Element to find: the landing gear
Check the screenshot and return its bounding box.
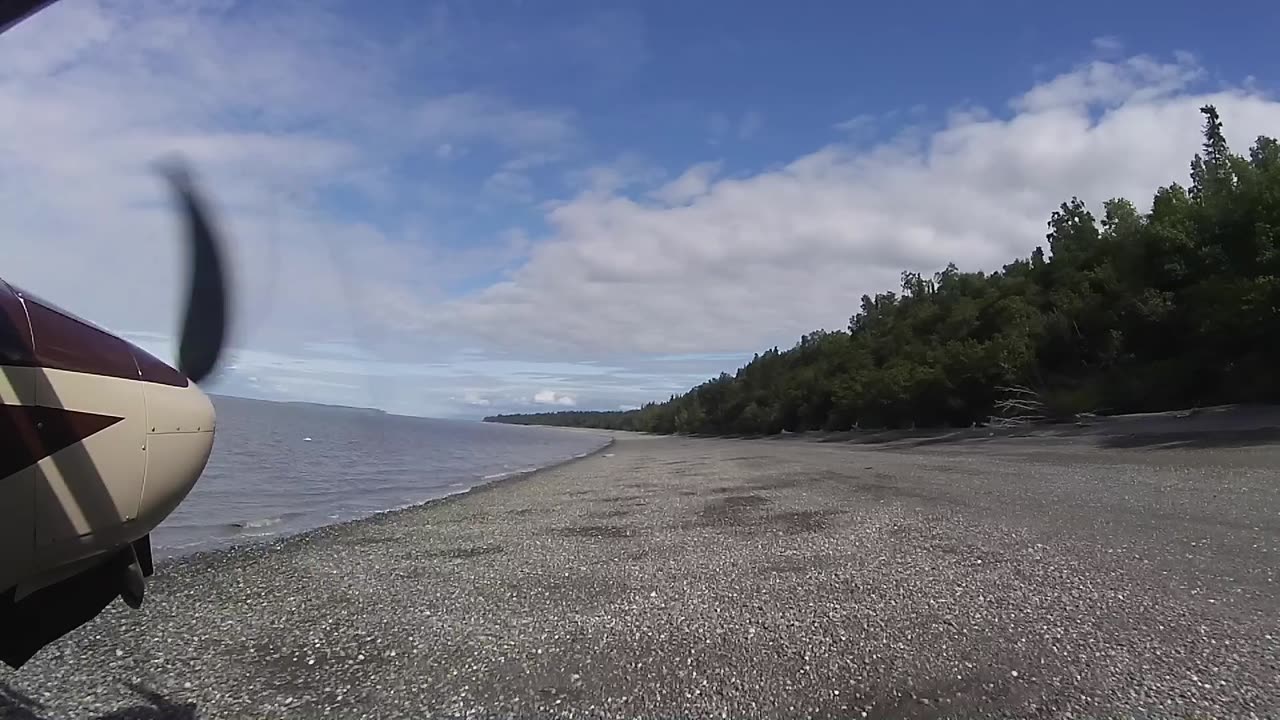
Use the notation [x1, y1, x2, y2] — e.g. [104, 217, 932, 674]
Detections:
[0, 535, 155, 669]
[116, 541, 148, 609]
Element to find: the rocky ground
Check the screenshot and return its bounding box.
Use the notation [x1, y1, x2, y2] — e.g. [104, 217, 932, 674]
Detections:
[1, 430, 1277, 719]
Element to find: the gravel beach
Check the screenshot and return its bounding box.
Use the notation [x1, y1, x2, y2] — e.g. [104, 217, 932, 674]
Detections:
[1, 429, 1278, 719]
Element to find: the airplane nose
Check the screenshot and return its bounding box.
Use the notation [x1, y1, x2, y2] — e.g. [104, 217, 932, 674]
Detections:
[137, 381, 216, 532]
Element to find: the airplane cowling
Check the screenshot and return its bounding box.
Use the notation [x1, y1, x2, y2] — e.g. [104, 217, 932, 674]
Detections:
[138, 378, 216, 534]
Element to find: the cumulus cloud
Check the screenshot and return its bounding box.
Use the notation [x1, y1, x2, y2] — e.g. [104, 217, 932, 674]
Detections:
[1012, 52, 1203, 112]
[434, 54, 1280, 360]
[649, 162, 720, 205]
[461, 391, 492, 407]
[533, 390, 577, 407]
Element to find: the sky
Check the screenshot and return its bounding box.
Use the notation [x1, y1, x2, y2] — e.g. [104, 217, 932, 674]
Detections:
[3, 0, 1280, 419]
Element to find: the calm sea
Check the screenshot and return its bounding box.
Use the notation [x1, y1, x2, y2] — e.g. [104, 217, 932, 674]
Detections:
[151, 395, 610, 558]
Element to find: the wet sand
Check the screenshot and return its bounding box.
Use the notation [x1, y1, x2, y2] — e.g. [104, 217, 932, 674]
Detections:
[1, 431, 1278, 719]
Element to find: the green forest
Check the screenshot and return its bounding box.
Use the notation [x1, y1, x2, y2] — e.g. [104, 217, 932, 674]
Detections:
[486, 107, 1280, 435]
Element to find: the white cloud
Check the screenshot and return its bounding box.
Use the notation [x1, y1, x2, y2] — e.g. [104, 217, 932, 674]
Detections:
[416, 92, 577, 150]
[484, 169, 536, 202]
[433, 54, 1280, 360]
[533, 389, 577, 407]
[1012, 53, 1203, 112]
[484, 152, 566, 202]
[834, 113, 876, 133]
[567, 152, 666, 195]
[708, 110, 764, 144]
[707, 112, 730, 144]
[461, 391, 492, 407]
[649, 161, 720, 205]
[1092, 35, 1124, 54]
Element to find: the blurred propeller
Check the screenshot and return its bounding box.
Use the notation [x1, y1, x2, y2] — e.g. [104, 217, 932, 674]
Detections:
[0, 0, 59, 35]
[6, 1, 231, 383]
[160, 163, 229, 384]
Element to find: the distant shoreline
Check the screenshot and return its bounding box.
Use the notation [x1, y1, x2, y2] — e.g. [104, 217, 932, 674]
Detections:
[491, 402, 1280, 448]
[753, 403, 1280, 448]
[211, 394, 389, 415]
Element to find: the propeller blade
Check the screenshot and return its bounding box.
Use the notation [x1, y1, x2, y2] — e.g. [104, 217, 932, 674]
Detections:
[0, 0, 61, 35]
[160, 163, 229, 384]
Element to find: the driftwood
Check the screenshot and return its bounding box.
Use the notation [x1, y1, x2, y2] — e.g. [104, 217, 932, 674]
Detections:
[989, 385, 1047, 427]
[989, 385, 1103, 427]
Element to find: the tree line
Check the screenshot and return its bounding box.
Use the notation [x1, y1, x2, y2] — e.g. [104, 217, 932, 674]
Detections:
[487, 107, 1280, 435]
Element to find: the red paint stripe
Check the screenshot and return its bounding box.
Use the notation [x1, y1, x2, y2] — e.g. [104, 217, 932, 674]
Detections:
[0, 280, 187, 388]
[0, 405, 124, 480]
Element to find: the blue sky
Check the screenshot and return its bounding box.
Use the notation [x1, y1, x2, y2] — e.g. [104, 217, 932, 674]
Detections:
[3, 0, 1280, 418]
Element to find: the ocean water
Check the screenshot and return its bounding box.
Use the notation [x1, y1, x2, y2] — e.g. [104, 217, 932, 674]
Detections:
[151, 395, 610, 558]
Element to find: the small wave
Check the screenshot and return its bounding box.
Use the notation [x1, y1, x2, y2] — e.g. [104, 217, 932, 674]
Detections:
[482, 466, 539, 481]
[154, 538, 206, 552]
[229, 517, 284, 530]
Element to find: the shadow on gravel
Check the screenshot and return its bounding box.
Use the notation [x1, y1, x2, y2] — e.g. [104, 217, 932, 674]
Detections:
[694, 494, 840, 534]
[556, 524, 637, 539]
[835, 670, 1040, 720]
[1099, 426, 1280, 449]
[696, 493, 771, 527]
[424, 545, 506, 560]
[600, 494, 646, 504]
[767, 509, 833, 534]
[841, 480, 965, 509]
[0, 682, 197, 720]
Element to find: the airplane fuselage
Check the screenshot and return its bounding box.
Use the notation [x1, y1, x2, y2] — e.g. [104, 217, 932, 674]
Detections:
[0, 277, 215, 667]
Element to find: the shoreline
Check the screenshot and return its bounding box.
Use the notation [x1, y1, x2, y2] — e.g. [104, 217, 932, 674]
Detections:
[604, 402, 1280, 449]
[153, 397, 1269, 570]
[4, 432, 1274, 718]
[155, 434, 616, 572]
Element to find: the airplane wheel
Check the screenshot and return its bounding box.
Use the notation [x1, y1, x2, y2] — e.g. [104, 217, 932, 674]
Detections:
[116, 546, 146, 609]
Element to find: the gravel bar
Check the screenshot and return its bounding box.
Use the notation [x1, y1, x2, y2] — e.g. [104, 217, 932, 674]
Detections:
[2, 432, 1278, 719]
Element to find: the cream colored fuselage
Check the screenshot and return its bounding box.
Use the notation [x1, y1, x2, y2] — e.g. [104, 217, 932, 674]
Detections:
[0, 365, 215, 597]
